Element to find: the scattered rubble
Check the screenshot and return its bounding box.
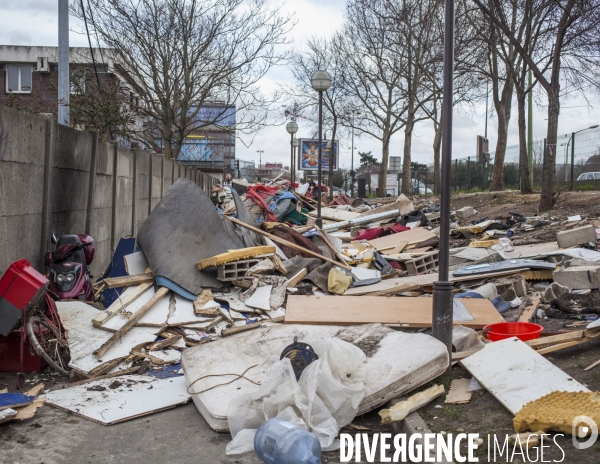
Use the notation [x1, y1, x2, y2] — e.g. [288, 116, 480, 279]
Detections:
[2, 178, 600, 459]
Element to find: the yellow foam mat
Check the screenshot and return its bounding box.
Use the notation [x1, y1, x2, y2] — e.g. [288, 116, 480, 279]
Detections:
[513, 391, 600, 435]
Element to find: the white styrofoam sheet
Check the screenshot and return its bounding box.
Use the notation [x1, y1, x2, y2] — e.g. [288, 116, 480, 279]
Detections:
[181, 323, 448, 432]
[244, 285, 272, 311]
[57, 301, 158, 374]
[461, 337, 589, 415]
[102, 287, 170, 330]
[124, 251, 150, 275]
[45, 375, 190, 425]
[167, 295, 212, 325]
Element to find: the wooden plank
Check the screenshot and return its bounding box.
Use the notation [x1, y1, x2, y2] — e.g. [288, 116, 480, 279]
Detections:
[67, 366, 141, 388]
[94, 287, 169, 358]
[517, 296, 540, 322]
[228, 217, 352, 271]
[367, 228, 436, 250]
[104, 273, 154, 289]
[317, 227, 350, 267]
[536, 339, 590, 355]
[287, 268, 308, 288]
[195, 246, 276, 271]
[584, 359, 600, 371]
[526, 330, 584, 348]
[93, 282, 154, 327]
[284, 295, 503, 329]
[221, 322, 262, 337]
[461, 337, 589, 415]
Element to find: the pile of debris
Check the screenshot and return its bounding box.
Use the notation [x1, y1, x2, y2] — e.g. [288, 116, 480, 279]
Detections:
[2, 176, 600, 460]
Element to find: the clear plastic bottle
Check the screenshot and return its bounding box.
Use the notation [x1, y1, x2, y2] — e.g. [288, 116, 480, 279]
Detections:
[254, 418, 322, 464]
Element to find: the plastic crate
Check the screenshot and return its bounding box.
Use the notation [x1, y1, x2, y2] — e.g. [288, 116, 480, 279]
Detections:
[0, 330, 47, 373]
[0, 259, 49, 336]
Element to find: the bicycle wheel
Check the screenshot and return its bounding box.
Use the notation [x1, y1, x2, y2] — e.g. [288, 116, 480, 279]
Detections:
[26, 315, 71, 375]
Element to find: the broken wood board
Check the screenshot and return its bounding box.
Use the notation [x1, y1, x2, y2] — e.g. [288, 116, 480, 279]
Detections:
[379, 384, 445, 424]
[445, 378, 472, 404]
[344, 269, 533, 296]
[284, 295, 503, 329]
[101, 286, 170, 331]
[45, 375, 190, 425]
[124, 251, 150, 275]
[358, 194, 413, 217]
[367, 228, 436, 250]
[461, 337, 589, 415]
[103, 273, 154, 288]
[181, 323, 447, 432]
[57, 301, 158, 375]
[287, 268, 308, 288]
[195, 246, 276, 271]
[14, 397, 46, 421]
[229, 217, 351, 271]
[94, 287, 170, 358]
[308, 207, 361, 222]
[517, 296, 540, 322]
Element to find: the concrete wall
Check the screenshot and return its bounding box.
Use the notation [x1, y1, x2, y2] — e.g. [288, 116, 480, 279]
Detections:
[0, 105, 220, 278]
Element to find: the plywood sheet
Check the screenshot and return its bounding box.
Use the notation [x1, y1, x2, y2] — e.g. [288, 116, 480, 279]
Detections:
[461, 337, 589, 415]
[284, 295, 503, 328]
[57, 301, 158, 375]
[308, 207, 361, 221]
[45, 375, 190, 425]
[367, 228, 436, 249]
[181, 323, 447, 432]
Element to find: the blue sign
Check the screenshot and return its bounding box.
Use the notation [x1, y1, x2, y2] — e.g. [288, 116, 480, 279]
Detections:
[299, 139, 338, 171]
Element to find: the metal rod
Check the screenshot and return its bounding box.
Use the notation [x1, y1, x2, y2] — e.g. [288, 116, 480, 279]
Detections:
[317, 91, 323, 228]
[432, 0, 455, 375]
[290, 133, 294, 189]
[321, 209, 401, 232]
[58, 0, 70, 125]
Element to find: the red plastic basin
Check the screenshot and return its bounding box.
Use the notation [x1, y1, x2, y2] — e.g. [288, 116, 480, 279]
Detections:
[484, 322, 544, 342]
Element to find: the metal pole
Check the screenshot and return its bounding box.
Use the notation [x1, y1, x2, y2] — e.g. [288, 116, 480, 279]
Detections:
[485, 80, 489, 139]
[316, 91, 323, 228]
[292, 144, 296, 188]
[58, 0, 69, 125]
[290, 133, 294, 188]
[467, 156, 470, 192]
[351, 113, 355, 198]
[433, 0, 455, 375]
[528, 69, 533, 186]
[454, 159, 458, 191]
[570, 132, 575, 191]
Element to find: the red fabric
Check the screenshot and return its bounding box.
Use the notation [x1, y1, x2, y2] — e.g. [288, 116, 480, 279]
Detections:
[246, 185, 279, 222]
[354, 224, 410, 241]
[329, 194, 353, 206]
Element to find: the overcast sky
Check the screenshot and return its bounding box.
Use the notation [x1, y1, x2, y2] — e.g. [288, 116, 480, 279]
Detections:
[1, 0, 599, 170]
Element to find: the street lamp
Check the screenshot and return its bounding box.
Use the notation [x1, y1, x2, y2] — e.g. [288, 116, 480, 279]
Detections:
[286, 121, 298, 190]
[432, 0, 456, 376]
[477, 74, 489, 139]
[311, 70, 332, 228]
[256, 150, 264, 182]
[346, 109, 361, 197]
[569, 125, 599, 190]
[292, 137, 299, 188]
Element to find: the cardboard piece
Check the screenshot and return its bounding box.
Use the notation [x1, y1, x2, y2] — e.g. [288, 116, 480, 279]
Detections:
[445, 378, 472, 404]
[284, 295, 503, 329]
[368, 228, 436, 250]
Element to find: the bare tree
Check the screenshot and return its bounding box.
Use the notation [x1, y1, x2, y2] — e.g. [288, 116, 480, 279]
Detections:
[283, 37, 349, 194]
[74, 0, 293, 159]
[472, 0, 600, 210]
[337, 0, 411, 196]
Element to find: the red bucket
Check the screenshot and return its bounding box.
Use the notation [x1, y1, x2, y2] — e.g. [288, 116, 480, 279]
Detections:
[484, 322, 544, 342]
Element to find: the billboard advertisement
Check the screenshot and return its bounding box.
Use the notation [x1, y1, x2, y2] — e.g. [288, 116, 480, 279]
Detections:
[298, 139, 339, 171]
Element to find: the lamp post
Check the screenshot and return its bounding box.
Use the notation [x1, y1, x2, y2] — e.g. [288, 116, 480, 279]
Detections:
[477, 75, 489, 139]
[346, 109, 361, 197]
[569, 125, 599, 190]
[286, 121, 299, 189]
[432, 0, 456, 375]
[292, 137, 299, 188]
[256, 150, 264, 182]
[311, 70, 332, 228]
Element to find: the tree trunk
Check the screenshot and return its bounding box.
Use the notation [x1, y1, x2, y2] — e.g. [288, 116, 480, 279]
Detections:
[490, 81, 513, 191]
[516, 85, 531, 193]
[539, 85, 560, 211]
[378, 128, 390, 197]
[401, 112, 415, 196]
[433, 120, 442, 195]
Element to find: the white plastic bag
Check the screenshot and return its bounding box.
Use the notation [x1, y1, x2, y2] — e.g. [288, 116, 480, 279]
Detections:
[226, 338, 367, 454]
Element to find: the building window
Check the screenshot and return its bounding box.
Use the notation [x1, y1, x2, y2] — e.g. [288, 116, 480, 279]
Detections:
[6, 65, 33, 93]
